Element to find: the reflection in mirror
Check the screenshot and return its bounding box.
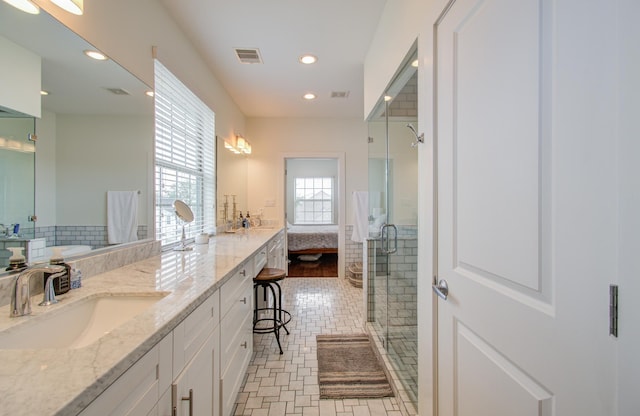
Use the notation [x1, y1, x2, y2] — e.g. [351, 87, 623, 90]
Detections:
[0, 117, 35, 241]
[0, 2, 154, 270]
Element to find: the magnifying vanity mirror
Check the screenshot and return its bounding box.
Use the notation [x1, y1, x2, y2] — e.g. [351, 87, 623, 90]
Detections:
[0, 2, 154, 271]
[173, 200, 194, 251]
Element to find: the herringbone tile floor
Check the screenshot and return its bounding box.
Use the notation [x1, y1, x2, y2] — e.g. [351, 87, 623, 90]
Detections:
[234, 277, 403, 416]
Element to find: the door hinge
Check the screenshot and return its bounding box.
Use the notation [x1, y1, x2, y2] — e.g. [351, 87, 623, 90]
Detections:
[609, 284, 618, 337]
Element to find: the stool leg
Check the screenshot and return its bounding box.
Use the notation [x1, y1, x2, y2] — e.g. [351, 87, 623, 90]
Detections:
[273, 281, 289, 335]
[267, 283, 283, 354]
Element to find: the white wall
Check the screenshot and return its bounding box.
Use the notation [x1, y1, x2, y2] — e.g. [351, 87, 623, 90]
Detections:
[246, 117, 368, 225]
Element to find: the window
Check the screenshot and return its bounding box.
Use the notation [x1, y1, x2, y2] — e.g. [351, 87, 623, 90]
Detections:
[294, 177, 334, 224]
[154, 60, 215, 246]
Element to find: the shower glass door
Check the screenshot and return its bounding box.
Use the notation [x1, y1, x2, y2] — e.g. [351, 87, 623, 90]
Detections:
[366, 46, 418, 409]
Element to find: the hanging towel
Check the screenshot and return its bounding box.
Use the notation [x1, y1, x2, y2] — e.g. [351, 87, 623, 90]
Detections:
[351, 191, 369, 243]
[107, 191, 139, 244]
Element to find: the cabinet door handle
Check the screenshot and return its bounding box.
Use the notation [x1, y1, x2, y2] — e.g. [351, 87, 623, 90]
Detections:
[182, 388, 193, 416]
[241, 341, 248, 349]
[240, 297, 247, 304]
[240, 269, 246, 277]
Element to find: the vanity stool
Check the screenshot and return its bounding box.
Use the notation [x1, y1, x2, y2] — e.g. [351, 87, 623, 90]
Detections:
[253, 267, 291, 354]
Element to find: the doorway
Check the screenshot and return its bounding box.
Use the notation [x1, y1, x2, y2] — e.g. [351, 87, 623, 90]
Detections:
[284, 156, 343, 277]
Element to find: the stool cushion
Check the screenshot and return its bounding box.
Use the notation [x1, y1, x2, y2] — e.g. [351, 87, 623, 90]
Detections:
[255, 267, 286, 282]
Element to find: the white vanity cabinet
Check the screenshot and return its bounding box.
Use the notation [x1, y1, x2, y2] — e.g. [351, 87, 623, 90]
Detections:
[76, 231, 285, 416]
[267, 230, 286, 270]
[219, 260, 254, 416]
[168, 291, 221, 416]
[79, 333, 173, 416]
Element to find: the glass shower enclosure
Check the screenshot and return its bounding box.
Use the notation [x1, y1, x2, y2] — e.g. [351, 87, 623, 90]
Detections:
[366, 46, 419, 410]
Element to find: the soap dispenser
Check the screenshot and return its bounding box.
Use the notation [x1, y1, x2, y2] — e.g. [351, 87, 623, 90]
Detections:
[5, 247, 27, 271]
[44, 248, 71, 295]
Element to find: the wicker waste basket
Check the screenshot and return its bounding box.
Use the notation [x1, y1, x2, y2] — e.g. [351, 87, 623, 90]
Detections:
[348, 262, 363, 288]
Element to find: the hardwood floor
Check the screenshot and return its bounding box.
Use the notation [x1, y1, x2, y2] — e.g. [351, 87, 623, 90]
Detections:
[287, 253, 338, 277]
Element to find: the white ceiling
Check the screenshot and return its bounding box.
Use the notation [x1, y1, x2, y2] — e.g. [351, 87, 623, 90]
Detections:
[158, 0, 388, 119]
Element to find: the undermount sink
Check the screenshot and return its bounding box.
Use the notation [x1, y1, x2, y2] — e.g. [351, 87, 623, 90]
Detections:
[0, 293, 168, 350]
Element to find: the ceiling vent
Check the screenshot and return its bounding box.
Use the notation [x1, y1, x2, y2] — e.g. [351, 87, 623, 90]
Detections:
[331, 91, 350, 99]
[104, 87, 130, 96]
[234, 48, 263, 64]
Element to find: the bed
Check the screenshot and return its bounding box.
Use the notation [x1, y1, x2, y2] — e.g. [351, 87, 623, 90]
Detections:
[287, 224, 339, 255]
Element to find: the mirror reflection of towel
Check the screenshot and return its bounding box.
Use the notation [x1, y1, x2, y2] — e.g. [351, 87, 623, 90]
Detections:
[107, 191, 138, 244]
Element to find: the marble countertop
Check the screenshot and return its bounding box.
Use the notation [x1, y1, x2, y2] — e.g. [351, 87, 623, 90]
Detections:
[0, 228, 281, 416]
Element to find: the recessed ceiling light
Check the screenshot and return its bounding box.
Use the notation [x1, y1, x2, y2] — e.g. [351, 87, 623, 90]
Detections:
[40, 90, 49, 96]
[303, 93, 316, 100]
[84, 50, 108, 61]
[2, 0, 40, 14]
[384, 95, 393, 102]
[411, 59, 419, 68]
[145, 90, 155, 97]
[299, 54, 318, 65]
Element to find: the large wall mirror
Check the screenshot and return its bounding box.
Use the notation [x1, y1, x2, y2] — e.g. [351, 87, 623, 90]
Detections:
[0, 2, 154, 269]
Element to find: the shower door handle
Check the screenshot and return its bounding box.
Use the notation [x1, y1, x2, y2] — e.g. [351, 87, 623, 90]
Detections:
[381, 224, 398, 254]
[432, 278, 449, 301]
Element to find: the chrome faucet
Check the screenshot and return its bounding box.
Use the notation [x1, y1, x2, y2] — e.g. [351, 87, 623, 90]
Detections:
[10, 265, 66, 317]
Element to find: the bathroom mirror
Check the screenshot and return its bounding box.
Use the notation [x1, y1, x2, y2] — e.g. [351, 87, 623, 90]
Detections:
[0, 3, 154, 265]
[173, 200, 194, 251]
[174, 200, 195, 223]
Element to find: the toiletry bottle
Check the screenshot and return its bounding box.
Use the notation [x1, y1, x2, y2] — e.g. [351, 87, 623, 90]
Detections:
[70, 268, 82, 289]
[239, 212, 244, 228]
[245, 211, 251, 228]
[5, 247, 27, 271]
[44, 248, 71, 295]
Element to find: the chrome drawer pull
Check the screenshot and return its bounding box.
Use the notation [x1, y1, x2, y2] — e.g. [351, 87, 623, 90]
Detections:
[241, 341, 248, 349]
[182, 388, 193, 416]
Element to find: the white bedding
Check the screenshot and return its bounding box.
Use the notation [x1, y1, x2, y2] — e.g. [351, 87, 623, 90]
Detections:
[287, 224, 338, 252]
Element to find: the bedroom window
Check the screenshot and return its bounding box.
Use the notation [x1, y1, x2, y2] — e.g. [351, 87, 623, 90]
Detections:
[294, 177, 333, 224]
[154, 59, 216, 247]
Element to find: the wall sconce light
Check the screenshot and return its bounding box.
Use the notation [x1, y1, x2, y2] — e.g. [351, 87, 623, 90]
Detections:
[51, 0, 83, 15]
[2, 0, 40, 14]
[225, 135, 251, 155]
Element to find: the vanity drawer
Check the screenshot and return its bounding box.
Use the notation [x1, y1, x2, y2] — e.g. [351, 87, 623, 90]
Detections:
[173, 291, 220, 377]
[220, 282, 253, 367]
[254, 245, 268, 274]
[220, 261, 252, 317]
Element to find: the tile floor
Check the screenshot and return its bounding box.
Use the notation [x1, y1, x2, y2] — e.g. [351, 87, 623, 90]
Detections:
[235, 277, 403, 416]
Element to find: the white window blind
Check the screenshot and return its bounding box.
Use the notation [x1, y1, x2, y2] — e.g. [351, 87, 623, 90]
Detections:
[294, 177, 334, 224]
[154, 60, 215, 247]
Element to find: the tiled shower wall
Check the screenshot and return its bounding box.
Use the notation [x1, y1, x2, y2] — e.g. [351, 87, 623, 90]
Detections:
[35, 225, 148, 249]
[366, 232, 418, 327]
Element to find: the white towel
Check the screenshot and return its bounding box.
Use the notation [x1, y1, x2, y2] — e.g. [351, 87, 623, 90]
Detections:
[107, 191, 139, 244]
[351, 191, 369, 243]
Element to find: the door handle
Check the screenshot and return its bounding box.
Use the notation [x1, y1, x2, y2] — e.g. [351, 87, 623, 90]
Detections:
[381, 224, 398, 254]
[432, 279, 449, 300]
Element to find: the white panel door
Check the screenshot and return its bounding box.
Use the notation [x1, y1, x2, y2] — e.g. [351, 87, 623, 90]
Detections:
[435, 0, 618, 415]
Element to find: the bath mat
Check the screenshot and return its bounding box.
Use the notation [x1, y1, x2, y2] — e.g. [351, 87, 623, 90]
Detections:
[316, 334, 394, 399]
